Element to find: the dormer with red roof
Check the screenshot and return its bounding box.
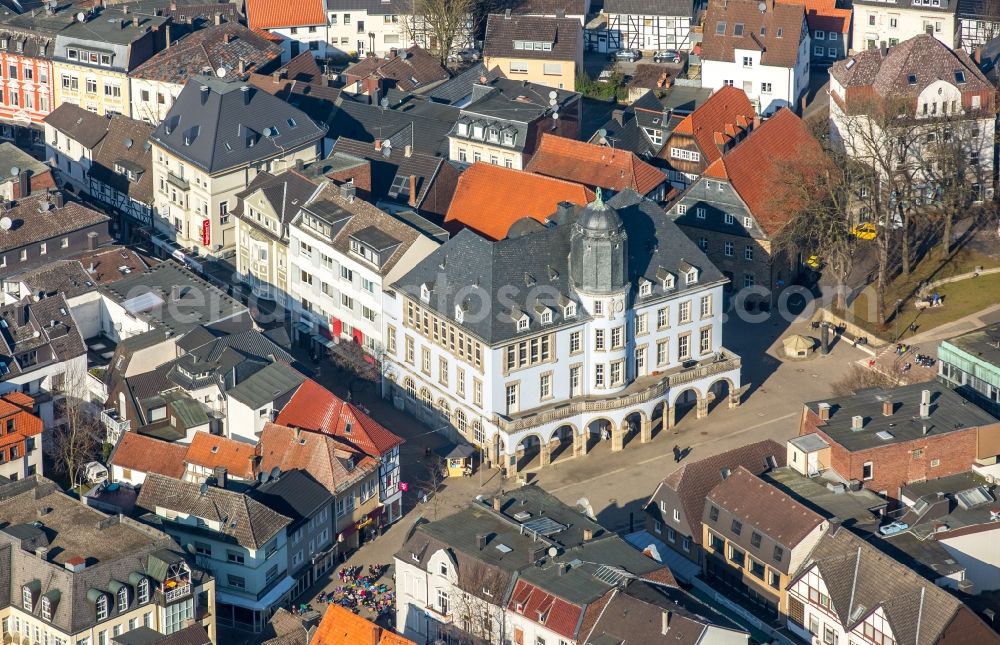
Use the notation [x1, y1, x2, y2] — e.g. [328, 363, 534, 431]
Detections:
[0, 392, 43, 482]
[662, 86, 757, 189]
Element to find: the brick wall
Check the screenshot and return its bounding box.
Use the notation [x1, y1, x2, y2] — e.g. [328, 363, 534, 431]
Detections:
[326, 160, 372, 200]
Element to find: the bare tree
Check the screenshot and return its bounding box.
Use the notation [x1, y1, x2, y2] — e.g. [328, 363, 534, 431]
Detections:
[400, 0, 474, 65]
[47, 364, 104, 494]
[416, 453, 446, 520]
[831, 363, 901, 397]
[325, 341, 386, 400]
[448, 560, 513, 645]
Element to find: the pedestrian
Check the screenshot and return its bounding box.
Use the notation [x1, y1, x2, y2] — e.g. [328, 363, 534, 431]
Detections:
[601, 428, 609, 442]
[673, 445, 681, 463]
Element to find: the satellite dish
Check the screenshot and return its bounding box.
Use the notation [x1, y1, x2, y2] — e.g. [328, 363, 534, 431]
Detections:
[75, 10, 85, 21]
[757, 0, 767, 10]
[0, 217, 11, 231]
[551, 113, 559, 120]
[216, 66, 226, 78]
[9, 166, 18, 177]
[549, 97, 557, 107]
[198, 481, 209, 496]
[597, 128, 608, 138]
[379, 97, 389, 108]
[547, 546, 558, 558]
[548, 90, 557, 99]
[124, 138, 133, 149]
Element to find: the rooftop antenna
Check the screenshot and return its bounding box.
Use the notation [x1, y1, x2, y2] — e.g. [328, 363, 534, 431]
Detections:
[377, 96, 389, 143]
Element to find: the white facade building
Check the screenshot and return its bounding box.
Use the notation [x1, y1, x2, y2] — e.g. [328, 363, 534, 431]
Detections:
[851, 0, 958, 50]
[325, 0, 475, 58]
[592, 0, 702, 52]
[287, 183, 440, 358]
[384, 191, 741, 475]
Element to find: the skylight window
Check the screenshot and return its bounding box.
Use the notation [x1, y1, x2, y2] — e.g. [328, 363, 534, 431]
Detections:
[907, 74, 917, 85]
[954, 70, 966, 83]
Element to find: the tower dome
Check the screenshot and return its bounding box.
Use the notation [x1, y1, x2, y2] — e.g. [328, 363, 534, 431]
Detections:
[569, 189, 628, 294]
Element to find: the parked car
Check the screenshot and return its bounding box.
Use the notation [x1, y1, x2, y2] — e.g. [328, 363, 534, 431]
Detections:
[612, 49, 641, 62]
[653, 50, 680, 63]
[447, 49, 480, 63]
[851, 222, 878, 240]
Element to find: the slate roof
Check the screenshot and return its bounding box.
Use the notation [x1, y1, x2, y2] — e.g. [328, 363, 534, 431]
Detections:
[401, 190, 724, 345]
[705, 466, 825, 550]
[233, 169, 321, 242]
[0, 25, 53, 59]
[256, 422, 380, 495]
[109, 432, 189, 479]
[670, 86, 756, 166]
[444, 162, 594, 240]
[525, 134, 666, 194]
[275, 379, 403, 456]
[331, 98, 460, 157]
[330, 138, 448, 210]
[647, 439, 785, 546]
[343, 46, 450, 93]
[0, 193, 110, 253]
[292, 182, 430, 277]
[605, 0, 696, 17]
[226, 361, 305, 410]
[424, 63, 506, 105]
[701, 0, 806, 68]
[831, 34, 991, 99]
[0, 294, 86, 382]
[185, 432, 257, 479]
[10, 261, 97, 300]
[802, 382, 998, 452]
[790, 526, 977, 645]
[699, 108, 824, 236]
[250, 470, 333, 531]
[503, 0, 589, 14]
[246, 0, 326, 28]
[136, 473, 291, 549]
[484, 14, 581, 61]
[43, 103, 110, 149]
[149, 77, 326, 175]
[89, 115, 156, 207]
[129, 22, 281, 83]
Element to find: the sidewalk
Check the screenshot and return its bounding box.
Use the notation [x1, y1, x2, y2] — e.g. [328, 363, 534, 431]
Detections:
[904, 302, 1000, 345]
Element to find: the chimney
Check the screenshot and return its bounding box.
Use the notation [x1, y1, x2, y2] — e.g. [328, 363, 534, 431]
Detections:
[132, 16, 139, 28]
[404, 144, 412, 158]
[53, 192, 64, 208]
[374, 139, 382, 151]
[213, 466, 228, 488]
[295, 158, 304, 171]
[662, 610, 672, 635]
[339, 182, 356, 202]
[200, 84, 210, 105]
[493, 497, 501, 512]
[851, 415, 864, 431]
[87, 231, 98, 250]
[920, 390, 931, 418]
[882, 400, 894, 416]
[818, 402, 831, 421]
[504, 8, 511, 18]
[612, 109, 624, 125]
[224, 32, 234, 44]
[171, 284, 181, 301]
[16, 170, 29, 198]
[922, 424, 930, 435]
[215, 11, 222, 25]
[583, 528, 593, 541]
[408, 174, 417, 207]
[122, 5, 128, 13]
[476, 534, 487, 550]
[64, 556, 86, 573]
[34, 546, 49, 560]
[240, 85, 251, 105]
[18, 304, 29, 326]
[238, 58, 248, 75]
[164, 23, 171, 47]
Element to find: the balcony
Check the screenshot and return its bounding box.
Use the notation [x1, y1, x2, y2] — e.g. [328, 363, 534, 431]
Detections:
[165, 583, 191, 603]
[166, 171, 190, 191]
[100, 408, 130, 444]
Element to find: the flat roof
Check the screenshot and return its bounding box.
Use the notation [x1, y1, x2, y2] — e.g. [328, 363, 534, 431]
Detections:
[805, 382, 999, 452]
[789, 433, 829, 452]
[942, 322, 1000, 370]
[764, 468, 886, 527]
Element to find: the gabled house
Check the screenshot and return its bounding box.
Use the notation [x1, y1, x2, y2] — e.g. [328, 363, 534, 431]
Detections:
[702, 466, 828, 620]
[342, 46, 450, 97]
[483, 13, 583, 91]
[245, 0, 329, 62]
[88, 115, 156, 239]
[109, 431, 189, 486]
[587, 88, 712, 161]
[43, 102, 111, 195]
[700, 0, 811, 115]
[640, 439, 785, 581]
[525, 133, 669, 201]
[667, 108, 826, 308]
[443, 162, 594, 240]
[776, 0, 852, 64]
[0, 391, 43, 481]
[594, 0, 704, 53]
[786, 525, 998, 644]
[661, 85, 756, 189]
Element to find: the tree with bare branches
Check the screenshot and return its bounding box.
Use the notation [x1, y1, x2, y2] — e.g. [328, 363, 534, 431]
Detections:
[47, 364, 104, 495]
[831, 363, 901, 396]
[447, 560, 512, 645]
[400, 0, 474, 66]
[325, 340, 385, 400]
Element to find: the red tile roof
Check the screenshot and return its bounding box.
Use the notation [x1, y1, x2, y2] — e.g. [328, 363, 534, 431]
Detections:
[702, 108, 825, 236]
[109, 432, 188, 479]
[509, 580, 583, 640]
[311, 603, 418, 645]
[0, 393, 42, 449]
[525, 134, 667, 195]
[670, 86, 755, 166]
[185, 432, 257, 479]
[275, 380, 403, 456]
[776, 0, 852, 33]
[245, 0, 326, 29]
[257, 423, 379, 495]
[444, 163, 594, 241]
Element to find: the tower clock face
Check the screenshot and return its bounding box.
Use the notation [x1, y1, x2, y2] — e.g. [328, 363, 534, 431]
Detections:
[614, 300, 624, 313]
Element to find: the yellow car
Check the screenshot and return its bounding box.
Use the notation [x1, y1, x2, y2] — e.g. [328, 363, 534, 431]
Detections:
[851, 222, 877, 240]
[805, 255, 822, 270]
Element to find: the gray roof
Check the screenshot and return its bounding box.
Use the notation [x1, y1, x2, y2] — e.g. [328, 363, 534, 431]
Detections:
[425, 63, 505, 105]
[483, 14, 581, 61]
[393, 189, 724, 345]
[605, 0, 696, 17]
[763, 467, 887, 526]
[0, 142, 49, 184]
[250, 470, 332, 531]
[89, 115, 156, 207]
[227, 361, 305, 409]
[0, 294, 86, 383]
[330, 137, 446, 209]
[941, 322, 1000, 370]
[805, 382, 999, 452]
[150, 77, 326, 175]
[234, 169, 322, 242]
[43, 103, 110, 149]
[137, 473, 292, 549]
[102, 261, 248, 337]
[10, 260, 97, 300]
[331, 98, 459, 157]
[324, 0, 411, 14]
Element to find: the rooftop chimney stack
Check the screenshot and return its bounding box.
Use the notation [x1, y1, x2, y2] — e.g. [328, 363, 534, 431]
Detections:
[920, 390, 931, 418]
[493, 497, 501, 512]
[53, 192, 63, 209]
[818, 402, 831, 421]
[583, 528, 593, 541]
[662, 610, 672, 635]
[882, 400, 893, 416]
[851, 415, 864, 431]
[476, 534, 486, 550]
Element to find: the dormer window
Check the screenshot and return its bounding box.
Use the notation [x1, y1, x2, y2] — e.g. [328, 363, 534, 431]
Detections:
[420, 283, 431, 303]
[22, 585, 33, 610]
[516, 314, 529, 331]
[503, 131, 514, 145]
[540, 310, 552, 324]
[117, 586, 129, 612]
[96, 594, 108, 621]
[488, 127, 500, 142]
[639, 280, 652, 297]
[685, 269, 698, 285]
[662, 274, 675, 289]
[41, 596, 52, 620]
[455, 304, 464, 323]
[458, 122, 468, 136]
[137, 578, 150, 604]
[563, 302, 576, 318]
[472, 125, 484, 139]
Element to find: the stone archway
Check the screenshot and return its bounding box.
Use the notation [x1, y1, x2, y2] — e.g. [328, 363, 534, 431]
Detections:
[514, 434, 546, 472]
[670, 386, 702, 428]
[707, 377, 740, 413]
[581, 417, 615, 456]
[548, 424, 576, 464]
[650, 401, 667, 442]
[617, 411, 647, 451]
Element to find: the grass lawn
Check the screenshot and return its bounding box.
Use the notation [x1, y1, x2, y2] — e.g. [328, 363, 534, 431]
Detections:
[834, 246, 1000, 341]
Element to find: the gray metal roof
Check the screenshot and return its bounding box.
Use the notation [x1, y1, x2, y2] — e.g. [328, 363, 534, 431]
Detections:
[425, 63, 505, 105]
[149, 77, 326, 175]
[250, 470, 332, 531]
[393, 189, 725, 345]
[942, 322, 1000, 370]
[227, 361, 305, 409]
